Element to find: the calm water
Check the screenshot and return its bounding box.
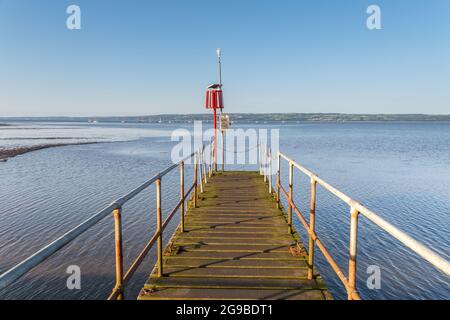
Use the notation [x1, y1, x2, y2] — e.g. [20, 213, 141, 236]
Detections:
[0, 122, 449, 300]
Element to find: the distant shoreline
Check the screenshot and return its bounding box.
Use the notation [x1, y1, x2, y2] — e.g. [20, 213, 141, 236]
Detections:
[1, 113, 450, 123]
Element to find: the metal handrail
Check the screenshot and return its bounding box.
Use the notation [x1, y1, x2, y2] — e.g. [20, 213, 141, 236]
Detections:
[0, 143, 215, 300]
[260, 148, 450, 300]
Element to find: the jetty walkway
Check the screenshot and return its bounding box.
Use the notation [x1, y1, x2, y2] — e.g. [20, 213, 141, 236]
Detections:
[138, 171, 331, 300]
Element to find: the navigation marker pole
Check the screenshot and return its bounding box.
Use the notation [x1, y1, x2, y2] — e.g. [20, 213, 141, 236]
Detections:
[214, 48, 222, 173]
[205, 49, 224, 174]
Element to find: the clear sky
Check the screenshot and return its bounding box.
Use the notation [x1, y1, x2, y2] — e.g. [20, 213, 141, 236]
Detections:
[0, 0, 449, 116]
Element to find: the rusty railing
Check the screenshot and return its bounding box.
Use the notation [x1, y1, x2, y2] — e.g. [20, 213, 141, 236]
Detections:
[259, 145, 450, 300]
[0, 144, 214, 300]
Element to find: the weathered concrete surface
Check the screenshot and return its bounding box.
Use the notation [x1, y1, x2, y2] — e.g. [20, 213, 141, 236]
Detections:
[139, 171, 331, 300]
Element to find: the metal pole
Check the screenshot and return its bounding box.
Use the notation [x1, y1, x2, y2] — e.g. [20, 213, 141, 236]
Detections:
[268, 148, 272, 194]
[199, 149, 204, 194]
[202, 145, 207, 184]
[193, 153, 198, 208]
[217, 48, 222, 87]
[180, 161, 185, 233]
[258, 144, 261, 175]
[209, 141, 213, 178]
[348, 206, 359, 299]
[260, 144, 262, 176]
[214, 108, 217, 173]
[113, 207, 124, 300]
[264, 147, 267, 182]
[308, 178, 317, 279]
[288, 162, 294, 234]
[222, 130, 225, 172]
[276, 152, 281, 209]
[156, 178, 163, 277]
[216, 48, 222, 174]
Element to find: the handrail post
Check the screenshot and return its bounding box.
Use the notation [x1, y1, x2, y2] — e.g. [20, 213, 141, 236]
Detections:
[258, 144, 262, 175]
[180, 161, 185, 233]
[276, 152, 281, 209]
[308, 178, 317, 279]
[288, 162, 294, 234]
[199, 149, 204, 194]
[113, 207, 124, 300]
[261, 144, 264, 178]
[348, 206, 359, 299]
[268, 148, 272, 194]
[222, 130, 225, 172]
[202, 145, 207, 185]
[260, 143, 265, 176]
[193, 153, 198, 208]
[214, 131, 217, 175]
[264, 147, 267, 182]
[209, 141, 213, 178]
[156, 178, 163, 277]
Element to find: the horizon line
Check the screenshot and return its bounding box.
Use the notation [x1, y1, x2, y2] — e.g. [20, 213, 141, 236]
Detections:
[1, 112, 450, 119]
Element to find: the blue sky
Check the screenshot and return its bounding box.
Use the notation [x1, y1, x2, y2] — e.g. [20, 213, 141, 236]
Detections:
[0, 0, 449, 116]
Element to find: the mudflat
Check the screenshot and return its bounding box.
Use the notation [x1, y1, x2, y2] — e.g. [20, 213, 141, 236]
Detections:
[0, 142, 97, 161]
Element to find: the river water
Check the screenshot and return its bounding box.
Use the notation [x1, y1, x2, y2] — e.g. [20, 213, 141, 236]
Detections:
[0, 121, 449, 300]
